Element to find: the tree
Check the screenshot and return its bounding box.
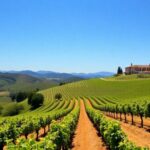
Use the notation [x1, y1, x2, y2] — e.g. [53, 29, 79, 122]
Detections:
[127, 104, 136, 125]
[118, 105, 123, 121]
[117, 66, 123, 75]
[0, 105, 3, 115]
[136, 104, 145, 128]
[27, 92, 35, 105]
[16, 92, 27, 102]
[115, 105, 119, 119]
[28, 93, 44, 109]
[145, 103, 150, 117]
[7, 123, 19, 143]
[46, 115, 51, 131]
[34, 121, 41, 141]
[22, 122, 34, 139]
[39, 117, 47, 136]
[122, 105, 127, 123]
[2, 104, 24, 116]
[59, 82, 66, 86]
[55, 93, 62, 101]
[9, 93, 16, 102]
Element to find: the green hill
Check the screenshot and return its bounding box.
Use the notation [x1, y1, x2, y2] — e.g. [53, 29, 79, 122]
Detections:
[2, 76, 150, 112]
[18, 77, 150, 113]
[0, 73, 58, 92]
[106, 74, 150, 81]
[40, 78, 150, 104]
[0, 73, 59, 105]
[1, 76, 150, 149]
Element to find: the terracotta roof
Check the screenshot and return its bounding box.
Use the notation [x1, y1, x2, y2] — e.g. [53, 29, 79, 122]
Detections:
[126, 65, 150, 68]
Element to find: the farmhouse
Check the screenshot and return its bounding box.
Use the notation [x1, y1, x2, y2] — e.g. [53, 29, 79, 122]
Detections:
[125, 64, 150, 74]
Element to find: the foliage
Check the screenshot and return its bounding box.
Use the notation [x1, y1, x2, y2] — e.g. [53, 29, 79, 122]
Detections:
[27, 92, 35, 105]
[15, 92, 28, 102]
[9, 93, 16, 102]
[0, 105, 3, 114]
[1, 77, 150, 149]
[84, 99, 145, 150]
[59, 82, 66, 86]
[2, 103, 24, 116]
[117, 66, 123, 75]
[6, 100, 79, 150]
[28, 93, 44, 109]
[145, 103, 150, 117]
[55, 93, 62, 101]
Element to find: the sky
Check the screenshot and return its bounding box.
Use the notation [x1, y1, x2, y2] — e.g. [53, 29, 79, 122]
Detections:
[0, 0, 150, 73]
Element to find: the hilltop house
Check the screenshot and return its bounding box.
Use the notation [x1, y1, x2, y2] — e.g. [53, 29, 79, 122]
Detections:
[125, 64, 150, 74]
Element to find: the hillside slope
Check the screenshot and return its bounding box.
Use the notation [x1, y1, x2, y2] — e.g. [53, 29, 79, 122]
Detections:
[37, 77, 150, 108]
[0, 73, 58, 92]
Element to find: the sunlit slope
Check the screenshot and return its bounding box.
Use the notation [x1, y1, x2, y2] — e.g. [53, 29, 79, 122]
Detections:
[40, 78, 150, 105]
[106, 74, 150, 81]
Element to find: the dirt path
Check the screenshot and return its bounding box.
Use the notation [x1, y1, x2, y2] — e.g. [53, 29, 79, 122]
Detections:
[72, 100, 107, 150]
[106, 115, 150, 148]
[107, 113, 150, 130]
[88, 100, 150, 148]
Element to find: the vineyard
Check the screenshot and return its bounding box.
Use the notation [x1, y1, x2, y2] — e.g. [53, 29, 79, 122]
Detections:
[0, 78, 150, 149]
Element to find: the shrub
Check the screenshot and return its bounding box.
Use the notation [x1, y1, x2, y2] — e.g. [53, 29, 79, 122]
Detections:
[16, 92, 28, 102]
[2, 103, 24, 116]
[59, 82, 66, 86]
[28, 93, 44, 109]
[9, 92, 28, 102]
[9, 92, 16, 102]
[27, 92, 35, 105]
[55, 93, 62, 101]
[0, 105, 3, 115]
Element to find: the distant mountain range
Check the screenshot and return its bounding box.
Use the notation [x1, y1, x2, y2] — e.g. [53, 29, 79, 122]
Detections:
[0, 71, 114, 93]
[1, 70, 114, 80]
[72, 72, 114, 79]
[0, 73, 58, 92]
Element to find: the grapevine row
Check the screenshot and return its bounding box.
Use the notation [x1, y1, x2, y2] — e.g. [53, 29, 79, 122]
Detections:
[0, 100, 75, 150]
[7, 100, 80, 150]
[84, 99, 149, 150]
[92, 99, 150, 128]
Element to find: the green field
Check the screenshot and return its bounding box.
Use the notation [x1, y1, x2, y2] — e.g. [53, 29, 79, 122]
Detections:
[106, 74, 150, 81]
[8, 77, 148, 114]
[1, 77, 150, 114]
[40, 78, 150, 104]
[1, 77, 150, 149]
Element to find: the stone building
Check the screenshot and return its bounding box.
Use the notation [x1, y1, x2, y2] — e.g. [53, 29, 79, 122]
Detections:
[125, 64, 150, 74]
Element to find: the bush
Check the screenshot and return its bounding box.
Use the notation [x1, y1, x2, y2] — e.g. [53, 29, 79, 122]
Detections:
[0, 105, 3, 115]
[55, 93, 62, 101]
[28, 93, 44, 109]
[27, 92, 35, 105]
[137, 74, 150, 78]
[2, 103, 24, 116]
[9, 93, 16, 102]
[9, 92, 28, 102]
[59, 82, 66, 86]
[16, 92, 28, 102]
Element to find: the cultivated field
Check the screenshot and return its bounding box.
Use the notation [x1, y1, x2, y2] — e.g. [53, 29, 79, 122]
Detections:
[0, 77, 150, 150]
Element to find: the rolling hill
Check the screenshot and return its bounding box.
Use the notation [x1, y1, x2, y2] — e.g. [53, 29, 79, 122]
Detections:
[1, 75, 150, 149]
[0, 73, 59, 92]
[39, 77, 150, 105]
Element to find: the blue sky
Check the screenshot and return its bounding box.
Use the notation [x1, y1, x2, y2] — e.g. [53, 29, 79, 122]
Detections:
[0, 0, 150, 73]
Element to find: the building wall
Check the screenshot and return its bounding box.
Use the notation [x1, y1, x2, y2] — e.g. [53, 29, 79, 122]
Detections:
[125, 66, 150, 74]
